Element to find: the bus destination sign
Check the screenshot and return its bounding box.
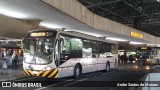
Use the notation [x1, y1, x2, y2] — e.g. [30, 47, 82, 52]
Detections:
[30, 32, 53, 37]
[141, 47, 147, 50]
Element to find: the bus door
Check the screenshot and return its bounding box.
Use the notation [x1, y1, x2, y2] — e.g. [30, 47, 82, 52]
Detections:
[54, 36, 71, 67]
[59, 36, 71, 65]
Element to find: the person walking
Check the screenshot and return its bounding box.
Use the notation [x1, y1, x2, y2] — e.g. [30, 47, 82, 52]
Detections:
[12, 51, 18, 70]
[1, 57, 8, 74]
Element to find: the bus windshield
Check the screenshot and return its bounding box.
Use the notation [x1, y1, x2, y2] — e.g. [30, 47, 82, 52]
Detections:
[23, 37, 55, 64]
[136, 50, 150, 56]
[136, 49, 151, 59]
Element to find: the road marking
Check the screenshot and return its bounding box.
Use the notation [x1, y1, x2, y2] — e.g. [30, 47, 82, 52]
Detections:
[35, 79, 74, 90]
[83, 72, 103, 77]
[15, 76, 40, 81]
[116, 67, 151, 72]
[101, 71, 115, 75]
[50, 79, 74, 86]
[63, 78, 88, 86]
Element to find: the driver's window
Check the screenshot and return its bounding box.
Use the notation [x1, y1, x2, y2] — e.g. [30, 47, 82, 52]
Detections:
[59, 35, 71, 64]
[60, 37, 65, 53]
[60, 35, 71, 54]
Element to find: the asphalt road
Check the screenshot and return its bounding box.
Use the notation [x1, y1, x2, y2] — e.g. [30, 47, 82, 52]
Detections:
[0, 63, 158, 90]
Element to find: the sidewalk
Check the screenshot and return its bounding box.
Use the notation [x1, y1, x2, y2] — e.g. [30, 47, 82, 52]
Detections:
[0, 67, 26, 81]
[142, 73, 160, 90]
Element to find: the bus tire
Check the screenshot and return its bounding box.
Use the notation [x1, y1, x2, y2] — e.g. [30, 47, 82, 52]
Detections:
[74, 64, 81, 79]
[105, 62, 110, 72]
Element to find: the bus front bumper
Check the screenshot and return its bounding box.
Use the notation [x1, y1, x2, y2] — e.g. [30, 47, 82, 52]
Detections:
[23, 68, 58, 78]
[135, 59, 151, 64]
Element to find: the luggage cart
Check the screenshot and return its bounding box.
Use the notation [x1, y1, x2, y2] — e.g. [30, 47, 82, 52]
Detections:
[1, 58, 8, 74]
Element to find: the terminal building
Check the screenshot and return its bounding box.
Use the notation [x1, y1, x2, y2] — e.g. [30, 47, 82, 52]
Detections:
[0, 0, 160, 90]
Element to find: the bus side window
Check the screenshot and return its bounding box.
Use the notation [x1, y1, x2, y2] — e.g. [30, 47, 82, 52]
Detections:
[83, 40, 92, 58]
[92, 41, 99, 58]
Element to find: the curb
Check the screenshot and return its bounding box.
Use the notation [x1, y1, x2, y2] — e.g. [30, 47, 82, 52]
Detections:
[128, 73, 148, 90]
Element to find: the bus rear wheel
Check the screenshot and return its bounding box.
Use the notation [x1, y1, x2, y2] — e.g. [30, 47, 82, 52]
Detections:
[105, 62, 110, 72]
[74, 64, 81, 79]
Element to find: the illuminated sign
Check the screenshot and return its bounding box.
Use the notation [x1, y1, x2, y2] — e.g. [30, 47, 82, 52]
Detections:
[131, 32, 143, 38]
[30, 32, 53, 37]
[141, 47, 147, 49]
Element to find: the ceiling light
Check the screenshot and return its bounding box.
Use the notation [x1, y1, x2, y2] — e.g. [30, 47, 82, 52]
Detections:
[64, 29, 102, 37]
[0, 8, 28, 19]
[0, 39, 21, 42]
[129, 41, 144, 45]
[147, 44, 156, 46]
[157, 45, 160, 47]
[105, 37, 128, 42]
[39, 22, 62, 29]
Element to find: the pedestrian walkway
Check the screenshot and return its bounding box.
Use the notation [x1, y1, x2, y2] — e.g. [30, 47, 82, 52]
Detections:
[0, 67, 26, 81]
[142, 73, 160, 90]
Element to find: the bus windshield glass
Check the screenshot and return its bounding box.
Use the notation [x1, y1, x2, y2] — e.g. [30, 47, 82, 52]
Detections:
[136, 49, 151, 59]
[23, 31, 56, 64]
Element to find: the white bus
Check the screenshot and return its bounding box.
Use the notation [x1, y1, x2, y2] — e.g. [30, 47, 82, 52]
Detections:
[22, 30, 118, 79]
[135, 46, 160, 65]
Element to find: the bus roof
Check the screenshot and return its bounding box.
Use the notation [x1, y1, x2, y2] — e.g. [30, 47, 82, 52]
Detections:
[28, 29, 117, 44]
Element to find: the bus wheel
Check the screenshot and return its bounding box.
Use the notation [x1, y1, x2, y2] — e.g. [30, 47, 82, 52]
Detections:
[156, 59, 159, 65]
[106, 62, 110, 72]
[74, 64, 81, 79]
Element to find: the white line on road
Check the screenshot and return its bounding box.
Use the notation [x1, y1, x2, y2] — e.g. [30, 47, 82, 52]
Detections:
[83, 72, 103, 77]
[15, 76, 40, 81]
[63, 78, 88, 86]
[34, 79, 75, 90]
[101, 71, 115, 75]
[35, 71, 115, 90]
[50, 79, 75, 86]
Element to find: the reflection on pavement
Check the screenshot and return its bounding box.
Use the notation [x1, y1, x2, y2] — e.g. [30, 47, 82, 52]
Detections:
[117, 62, 152, 72]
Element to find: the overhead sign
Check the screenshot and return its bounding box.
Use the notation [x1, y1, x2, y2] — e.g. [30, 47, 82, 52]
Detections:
[131, 32, 143, 38]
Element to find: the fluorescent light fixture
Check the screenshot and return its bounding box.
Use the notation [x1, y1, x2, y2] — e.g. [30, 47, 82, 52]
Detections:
[105, 37, 128, 42]
[156, 45, 160, 47]
[147, 44, 156, 46]
[0, 39, 21, 42]
[39, 22, 62, 29]
[64, 30, 102, 37]
[0, 8, 28, 19]
[80, 32, 102, 37]
[129, 41, 144, 45]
